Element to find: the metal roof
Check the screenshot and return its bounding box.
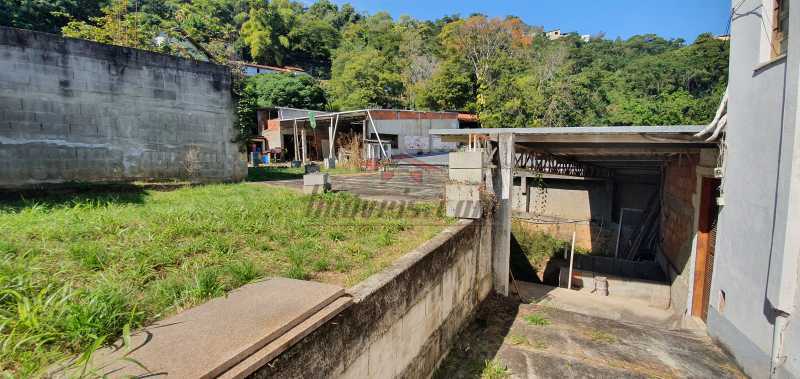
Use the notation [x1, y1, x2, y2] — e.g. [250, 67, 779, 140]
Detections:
[278, 108, 459, 123]
[429, 125, 705, 135]
[431, 125, 716, 176]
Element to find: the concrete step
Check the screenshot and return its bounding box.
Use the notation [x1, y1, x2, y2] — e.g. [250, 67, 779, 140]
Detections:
[53, 278, 351, 378]
[516, 281, 705, 335]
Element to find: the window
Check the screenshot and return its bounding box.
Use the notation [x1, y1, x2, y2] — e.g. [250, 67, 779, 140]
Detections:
[772, 0, 790, 57]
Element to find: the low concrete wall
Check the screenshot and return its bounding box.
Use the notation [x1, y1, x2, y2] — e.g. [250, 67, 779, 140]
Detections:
[249, 218, 494, 378]
[0, 26, 246, 188]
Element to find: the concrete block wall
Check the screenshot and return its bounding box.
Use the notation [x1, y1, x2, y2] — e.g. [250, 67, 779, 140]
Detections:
[0, 27, 246, 188]
[250, 218, 494, 378]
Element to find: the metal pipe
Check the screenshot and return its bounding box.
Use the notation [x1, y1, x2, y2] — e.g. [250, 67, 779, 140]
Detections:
[366, 110, 387, 159]
[567, 231, 576, 290]
[770, 311, 791, 378]
[614, 208, 625, 260]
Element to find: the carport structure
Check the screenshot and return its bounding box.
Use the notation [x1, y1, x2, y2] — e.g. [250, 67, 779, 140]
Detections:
[432, 126, 720, 320]
[271, 109, 460, 164]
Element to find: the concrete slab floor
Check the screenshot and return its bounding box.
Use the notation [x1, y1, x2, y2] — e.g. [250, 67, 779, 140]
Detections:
[259, 170, 446, 202]
[435, 294, 746, 379]
[517, 282, 704, 331]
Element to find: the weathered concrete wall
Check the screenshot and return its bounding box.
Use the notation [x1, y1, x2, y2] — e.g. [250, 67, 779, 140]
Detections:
[249, 218, 494, 378]
[0, 27, 246, 188]
[706, 1, 800, 377]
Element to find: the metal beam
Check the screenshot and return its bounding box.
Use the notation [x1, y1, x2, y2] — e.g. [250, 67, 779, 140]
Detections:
[515, 146, 613, 179]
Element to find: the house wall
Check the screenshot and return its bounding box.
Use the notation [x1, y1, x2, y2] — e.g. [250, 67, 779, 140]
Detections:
[0, 27, 245, 188]
[706, 1, 800, 377]
[248, 218, 494, 378]
[375, 119, 459, 155]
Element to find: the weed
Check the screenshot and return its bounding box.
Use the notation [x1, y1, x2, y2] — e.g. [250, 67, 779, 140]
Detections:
[68, 243, 109, 271]
[0, 241, 15, 256]
[531, 339, 548, 349]
[312, 257, 331, 271]
[376, 230, 396, 247]
[481, 359, 510, 379]
[523, 313, 550, 326]
[190, 269, 223, 301]
[327, 230, 346, 242]
[508, 335, 528, 345]
[226, 261, 259, 286]
[589, 331, 617, 344]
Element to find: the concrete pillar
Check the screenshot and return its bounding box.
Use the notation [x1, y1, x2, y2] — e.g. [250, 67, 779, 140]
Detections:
[446, 151, 484, 219]
[492, 133, 514, 296]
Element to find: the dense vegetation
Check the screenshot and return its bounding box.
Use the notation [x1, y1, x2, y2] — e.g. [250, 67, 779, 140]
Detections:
[1, 0, 728, 127]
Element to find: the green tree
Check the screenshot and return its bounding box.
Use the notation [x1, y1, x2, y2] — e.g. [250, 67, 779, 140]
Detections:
[61, 0, 164, 51]
[327, 47, 404, 109]
[418, 59, 476, 112]
[1, 0, 107, 34]
[240, 0, 298, 66]
[245, 73, 327, 110]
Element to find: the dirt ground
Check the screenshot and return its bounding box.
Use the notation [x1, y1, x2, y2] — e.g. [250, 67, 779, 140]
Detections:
[435, 295, 746, 379]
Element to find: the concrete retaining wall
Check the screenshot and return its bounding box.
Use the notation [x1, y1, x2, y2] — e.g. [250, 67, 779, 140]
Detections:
[249, 218, 494, 378]
[0, 27, 246, 188]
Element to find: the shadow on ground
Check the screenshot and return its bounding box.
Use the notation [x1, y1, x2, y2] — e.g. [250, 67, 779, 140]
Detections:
[433, 295, 522, 378]
[246, 167, 305, 182]
[435, 289, 746, 379]
[0, 183, 151, 211]
[510, 233, 543, 284]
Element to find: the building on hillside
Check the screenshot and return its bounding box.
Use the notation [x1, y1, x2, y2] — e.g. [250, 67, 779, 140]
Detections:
[545, 29, 562, 40]
[233, 61, 307, 77]
[581, 34, 591, 42]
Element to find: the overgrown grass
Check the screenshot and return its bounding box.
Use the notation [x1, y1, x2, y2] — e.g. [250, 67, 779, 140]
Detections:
[0, 183, 448, 376]
[481, 359, 510, 379]
[246, 166, 361, 182]
[589, 331, 618, 344]
[511, 221, 570, 269]
[523, 313, 551, 326]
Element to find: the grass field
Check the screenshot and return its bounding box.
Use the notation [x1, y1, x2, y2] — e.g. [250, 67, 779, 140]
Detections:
[0, 183, 448, 376]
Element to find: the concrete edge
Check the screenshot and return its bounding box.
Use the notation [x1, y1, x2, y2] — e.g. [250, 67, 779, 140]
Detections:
[347, 219, 475, 302]
[219, 296, 354, 379]
[208, 286, 347, 378]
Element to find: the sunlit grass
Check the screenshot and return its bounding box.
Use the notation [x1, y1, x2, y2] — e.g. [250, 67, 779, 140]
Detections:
[0, 183, 448, 376]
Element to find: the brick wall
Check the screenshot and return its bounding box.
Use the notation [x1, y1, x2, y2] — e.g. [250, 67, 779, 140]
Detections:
[0, 27, 245, 188]
[660, 154, 699, 271]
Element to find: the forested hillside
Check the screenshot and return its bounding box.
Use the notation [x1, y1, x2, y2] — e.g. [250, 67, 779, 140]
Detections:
[1, 0, 729, 127]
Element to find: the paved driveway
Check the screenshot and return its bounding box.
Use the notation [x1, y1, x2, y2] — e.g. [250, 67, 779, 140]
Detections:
[260, 168, 447, 202]
[435, 291, 745, 379]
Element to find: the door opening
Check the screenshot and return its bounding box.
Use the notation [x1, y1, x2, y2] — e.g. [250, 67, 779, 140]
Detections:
[692, 177, 721, 321]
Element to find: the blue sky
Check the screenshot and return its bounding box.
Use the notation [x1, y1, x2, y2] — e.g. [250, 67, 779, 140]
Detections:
[328, 0, 731, 42]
